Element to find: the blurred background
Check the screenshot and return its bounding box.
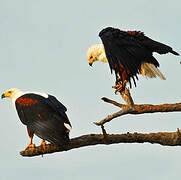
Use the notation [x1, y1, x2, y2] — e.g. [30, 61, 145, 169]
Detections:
[0, 0, 180, 179]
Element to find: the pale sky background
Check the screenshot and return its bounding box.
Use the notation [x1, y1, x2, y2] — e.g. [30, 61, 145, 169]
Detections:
[0, 0, 181, 179]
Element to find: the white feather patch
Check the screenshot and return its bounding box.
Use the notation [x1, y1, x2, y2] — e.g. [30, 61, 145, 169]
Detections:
[64, 123, 71, 132]
[140, 62, 166, 80]
[24, 91, 49, 98]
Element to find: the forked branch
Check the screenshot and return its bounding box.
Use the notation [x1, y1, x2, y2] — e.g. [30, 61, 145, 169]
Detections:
[19, 88, 181, 157]
[94, 88, 181, 126]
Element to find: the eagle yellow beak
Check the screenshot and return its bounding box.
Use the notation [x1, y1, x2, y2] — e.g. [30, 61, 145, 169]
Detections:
[1, 93, 5, 99]
[89, 62, 93, 66]
[89, 57, 95, 67]
[1, 90, 13, 99]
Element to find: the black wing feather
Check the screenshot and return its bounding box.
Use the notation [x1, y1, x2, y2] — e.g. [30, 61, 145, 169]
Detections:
[99, 27, 179, 87]
[141, 36, 179, 55]
[45, 95, 71, 125]
[99, 27, 149, 86]
[15, 93, 71, 146]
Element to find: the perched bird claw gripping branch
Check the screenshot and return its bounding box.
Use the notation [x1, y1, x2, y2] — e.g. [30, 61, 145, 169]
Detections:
[2, 88, 72, 151]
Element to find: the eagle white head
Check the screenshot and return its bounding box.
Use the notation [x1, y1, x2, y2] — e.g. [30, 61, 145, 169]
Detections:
[87, 44, 108, 66]
[1, 88, 48, 106]
[1, 88, 24, 103]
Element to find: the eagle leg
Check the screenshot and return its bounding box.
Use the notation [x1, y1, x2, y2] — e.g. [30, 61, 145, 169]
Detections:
[25, 135, 35, 150]
[25, 127, 35, 150]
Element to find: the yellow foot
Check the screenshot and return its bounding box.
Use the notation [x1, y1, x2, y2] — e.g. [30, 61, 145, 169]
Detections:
[40, 140, 46, 147]
[25, 143, 35, 150]
[112, 83, 124, 94]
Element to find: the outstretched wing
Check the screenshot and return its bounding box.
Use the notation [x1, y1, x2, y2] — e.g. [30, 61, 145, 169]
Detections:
[140, 35, 179, 55]
[15, 93, 71, 146]
[99, 27, 160, 87]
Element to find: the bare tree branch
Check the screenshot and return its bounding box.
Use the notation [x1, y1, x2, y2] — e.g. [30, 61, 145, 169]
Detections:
[120, 88, 134, 106]
[94, 88, 181, 126]
[101, 97, 126, 108]
[94, 101, 181, 126]
[19, 88, 181, 157]
[20, 129, 181, 157]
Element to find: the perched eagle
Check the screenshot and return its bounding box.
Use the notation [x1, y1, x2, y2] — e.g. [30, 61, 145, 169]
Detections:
[87, 44, 166, 80]
[87, 27, 179, 92]
[2, 88, 71, 150]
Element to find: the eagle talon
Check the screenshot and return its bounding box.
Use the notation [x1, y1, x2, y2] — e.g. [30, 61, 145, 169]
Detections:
[25, 143, 35, 150]
[40, 140, 47, 147]
[112, 83, 124, 94]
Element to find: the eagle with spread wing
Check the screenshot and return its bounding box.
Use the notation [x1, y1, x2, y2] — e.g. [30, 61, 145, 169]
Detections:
[87, 27, 179, 92]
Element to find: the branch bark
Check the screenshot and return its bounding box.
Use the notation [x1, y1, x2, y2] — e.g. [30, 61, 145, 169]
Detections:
[94, 88, 181, 126]
[94, 100, 181, 126]
[20, 130, 181, 157]
[19, 88, 181, 157]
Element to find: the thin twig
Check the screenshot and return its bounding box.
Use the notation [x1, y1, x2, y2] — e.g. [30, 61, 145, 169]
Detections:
[101, 125, 107, 137]
[94, 107, 131, 126]
[101, 97, 126, 108]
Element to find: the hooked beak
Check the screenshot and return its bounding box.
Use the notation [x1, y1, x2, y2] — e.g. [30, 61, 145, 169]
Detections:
[89, 62, 93, 67]
[1, 93, 5, 99]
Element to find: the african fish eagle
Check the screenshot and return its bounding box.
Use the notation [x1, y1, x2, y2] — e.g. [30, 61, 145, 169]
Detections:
[87, 44, 166, 80]
[87, 27, 179, 92]
[2, 88, 71, 150]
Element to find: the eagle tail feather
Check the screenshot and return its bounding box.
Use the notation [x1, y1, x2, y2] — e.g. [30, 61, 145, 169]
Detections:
[140, 62, 166, 80]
